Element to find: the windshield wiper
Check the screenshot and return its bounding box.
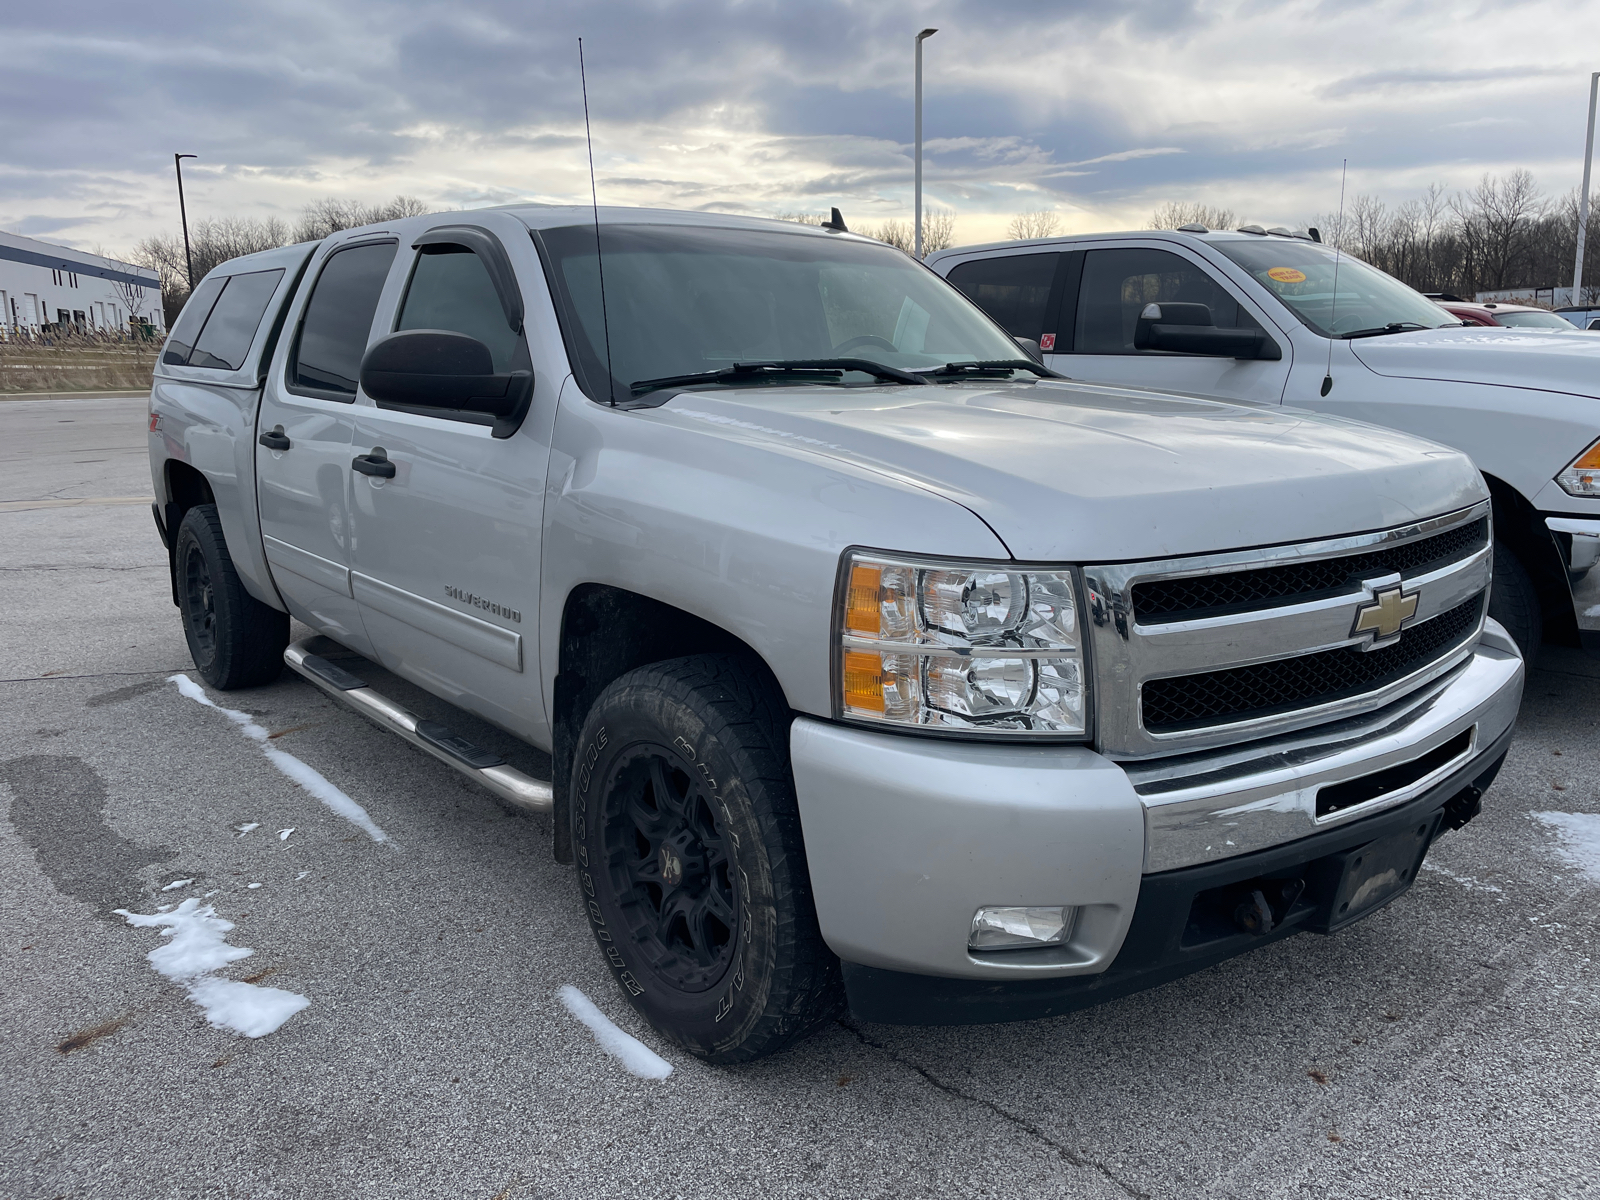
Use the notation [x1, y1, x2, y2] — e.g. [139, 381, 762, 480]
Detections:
[630, 358, 928, 398]
[1337, 322, 1430, 340]
[914, 358, 1065, 380]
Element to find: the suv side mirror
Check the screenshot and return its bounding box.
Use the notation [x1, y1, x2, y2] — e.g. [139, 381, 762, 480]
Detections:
[359, 329, 533, 416]
[1014, 336, 1044, 363]
[1133, 303, 1281, 361]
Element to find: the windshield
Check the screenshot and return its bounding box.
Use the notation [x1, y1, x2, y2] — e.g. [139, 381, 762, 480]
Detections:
[1212, 239, 1460, 337]
[1494, 310, 1576, 330]
[538, 223, 1026, 398]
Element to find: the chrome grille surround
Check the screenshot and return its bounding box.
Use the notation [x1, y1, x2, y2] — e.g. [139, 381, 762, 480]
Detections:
[1083, 502, 1492, 759]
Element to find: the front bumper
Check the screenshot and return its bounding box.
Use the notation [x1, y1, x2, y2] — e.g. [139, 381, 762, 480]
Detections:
[1545, 515, 1600, 654]
[790, 623, 1523, 1019]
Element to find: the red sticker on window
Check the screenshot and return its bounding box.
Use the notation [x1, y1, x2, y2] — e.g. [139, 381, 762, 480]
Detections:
[1040, 333, 1056, 351]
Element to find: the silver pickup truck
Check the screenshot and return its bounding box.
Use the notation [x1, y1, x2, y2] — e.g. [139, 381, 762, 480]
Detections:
[147, 206, 1523, 1062]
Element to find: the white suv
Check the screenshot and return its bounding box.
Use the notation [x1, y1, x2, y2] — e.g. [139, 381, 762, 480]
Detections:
[930, 228, 1600, 659]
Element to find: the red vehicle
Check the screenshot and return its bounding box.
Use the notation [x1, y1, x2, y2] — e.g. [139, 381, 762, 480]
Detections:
[1426, 295, 1581, 330]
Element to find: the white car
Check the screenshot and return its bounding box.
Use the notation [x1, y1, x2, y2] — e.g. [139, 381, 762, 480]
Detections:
[930, 228, 1600, 658]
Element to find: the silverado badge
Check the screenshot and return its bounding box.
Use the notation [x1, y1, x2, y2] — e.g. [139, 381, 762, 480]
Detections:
[1352, 585, 1418, 647]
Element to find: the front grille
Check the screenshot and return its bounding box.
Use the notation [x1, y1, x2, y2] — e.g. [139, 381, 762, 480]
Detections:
[1133, 517, 1489, 624]
[1142, 594, 1483, 733]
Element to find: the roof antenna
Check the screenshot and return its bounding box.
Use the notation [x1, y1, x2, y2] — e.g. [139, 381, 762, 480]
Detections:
[579, 37, 617, 406]
[821, 207, 848, 232]
[1321, 159, 1347, 398]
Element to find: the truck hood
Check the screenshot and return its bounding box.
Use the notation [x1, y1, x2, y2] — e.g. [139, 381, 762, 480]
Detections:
[1349, 325, 1600, 399]
[649, 379, 1484, 562]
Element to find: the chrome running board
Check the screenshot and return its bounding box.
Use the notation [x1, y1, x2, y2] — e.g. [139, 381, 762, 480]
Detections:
[283, 637, 553, 814]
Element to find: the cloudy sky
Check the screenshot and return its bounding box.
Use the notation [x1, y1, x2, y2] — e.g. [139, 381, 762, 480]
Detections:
[4, 0, 1599, 256]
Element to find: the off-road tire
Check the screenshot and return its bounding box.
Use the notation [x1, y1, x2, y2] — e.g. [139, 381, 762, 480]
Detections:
[1488, 540, 1540, 661]
[175, 504, 288, 690]
[570, 654, 842, 1063]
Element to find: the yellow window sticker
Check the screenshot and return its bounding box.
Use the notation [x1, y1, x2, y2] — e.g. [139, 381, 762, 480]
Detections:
[1266, 267, 1307, 284]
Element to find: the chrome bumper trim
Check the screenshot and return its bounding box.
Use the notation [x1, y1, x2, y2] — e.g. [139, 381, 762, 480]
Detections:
[1127, 622, 1523, 872]
[1546, 516, 1600, 634]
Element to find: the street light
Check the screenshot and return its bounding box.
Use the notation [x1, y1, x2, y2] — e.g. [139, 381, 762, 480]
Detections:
[914, 27, 937, 260]
[1568, 75, 1593, 307]
[174, 153, 198, 291]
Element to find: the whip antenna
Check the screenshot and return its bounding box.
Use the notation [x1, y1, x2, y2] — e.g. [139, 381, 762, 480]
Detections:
[579, 38, 617, 406]
[1321, 158, 1347, 397]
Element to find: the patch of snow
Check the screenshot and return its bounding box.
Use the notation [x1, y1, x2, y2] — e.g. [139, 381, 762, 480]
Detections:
[1420, 861, 1504, 893]
[262, 747, 388, 843]
[235, 822, 259, 836]
[278, 828, 294, 841]
[247, 883, 262, 889]
[161, 878, 195, 892]
[295, 871, 311, 881]
[114, 898, 309, 1038]
[1531, 812, 1600, 883]
[557, 985, 673, 1079]
[170, 675, 389, 844]
[203, 890, 218, 898]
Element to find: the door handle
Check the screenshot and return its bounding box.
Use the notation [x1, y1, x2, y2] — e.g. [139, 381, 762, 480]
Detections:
[352, 447, 396, 478]
[258, 425, 291, 451]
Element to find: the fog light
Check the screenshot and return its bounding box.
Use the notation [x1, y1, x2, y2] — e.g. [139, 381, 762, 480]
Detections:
[968, 905, 1076, 951]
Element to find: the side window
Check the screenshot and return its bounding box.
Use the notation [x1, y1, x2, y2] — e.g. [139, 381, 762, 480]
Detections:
[947, 253, 1059, 340]
[1074, 247, 1260, 354]
[289, 241, 398, 398]
[161, 275, 226, 365]
[395, 245, 521, 371]
[186, 269, 285, 370]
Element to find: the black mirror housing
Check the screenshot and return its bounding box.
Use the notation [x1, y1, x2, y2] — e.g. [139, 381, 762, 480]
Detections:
[360, 329, 533, 417]
[1013, 336, 1044, 363]
[1133, 303, 1282, 360]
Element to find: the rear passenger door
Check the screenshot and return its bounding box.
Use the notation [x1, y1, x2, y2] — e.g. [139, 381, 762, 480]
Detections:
[945, 252, 1072, 353]
[347, 216, 553, 742]
[257, 236, 398, 656]
[1055, 244, 1291, 403]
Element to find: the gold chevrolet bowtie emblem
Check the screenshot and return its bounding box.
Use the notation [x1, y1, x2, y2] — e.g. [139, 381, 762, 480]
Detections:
[1352, 586, 1418, 642]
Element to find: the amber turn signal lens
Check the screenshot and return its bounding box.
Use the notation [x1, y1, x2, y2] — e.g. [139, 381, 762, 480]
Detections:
[845, 564, 882, 635]
[841, 649, 885, 713]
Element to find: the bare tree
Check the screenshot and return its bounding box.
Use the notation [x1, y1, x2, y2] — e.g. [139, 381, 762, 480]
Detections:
[1007, 210, 1060, 241]
[1450, 171, 1547, 291]
[920, 209, 955, 255]
[294, 195, 431, 243]
[771, 211, 827, 225]
[1148, 201, 1238, 231]
[871, 220, 914, 254]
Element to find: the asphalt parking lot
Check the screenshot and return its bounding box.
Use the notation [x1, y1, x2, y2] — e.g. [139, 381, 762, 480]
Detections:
[3, 393, 1598, 1200]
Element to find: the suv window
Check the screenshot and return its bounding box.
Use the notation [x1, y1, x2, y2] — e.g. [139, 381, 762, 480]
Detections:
[161, 275, 227, 365]
[395, 246, 521, 371]
[187, 269, 285, 370]
[1075, 247, 1259, 354]
[289, 241, 398, 397]
[946, 253, 1059, 341]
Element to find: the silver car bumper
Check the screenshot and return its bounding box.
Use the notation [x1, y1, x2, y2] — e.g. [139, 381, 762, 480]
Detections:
[791, 621, 1523, 982]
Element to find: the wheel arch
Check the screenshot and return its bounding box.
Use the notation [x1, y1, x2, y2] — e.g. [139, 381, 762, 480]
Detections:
[550, 583, 790, 863]
[161, 460, 217, 606]
[1482, 470, 1575, 641]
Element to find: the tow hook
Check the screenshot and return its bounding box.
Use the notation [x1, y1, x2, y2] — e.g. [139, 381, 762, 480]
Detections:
[1233, 878, 1306, 935]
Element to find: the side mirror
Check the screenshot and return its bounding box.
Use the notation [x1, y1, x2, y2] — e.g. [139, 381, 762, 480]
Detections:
[1014, 336, 1044, 363]
[359, 329, 532, 416]
[1133, 303, 1281, 361]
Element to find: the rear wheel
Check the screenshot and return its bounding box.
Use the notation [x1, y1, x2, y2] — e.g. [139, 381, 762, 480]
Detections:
[571, 654, 841, 1063]
[1488, 540, 1541, 661]
[176, 504, 289, 689]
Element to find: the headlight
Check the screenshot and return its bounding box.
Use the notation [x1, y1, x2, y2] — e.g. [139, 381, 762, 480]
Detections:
[836, 550, 1090, 737]
[1556, 439, 1600, 497]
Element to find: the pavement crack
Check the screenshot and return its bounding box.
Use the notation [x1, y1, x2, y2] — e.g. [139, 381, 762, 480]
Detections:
[838, 1019, 1151, 1199]
[0, 668, 188, 684]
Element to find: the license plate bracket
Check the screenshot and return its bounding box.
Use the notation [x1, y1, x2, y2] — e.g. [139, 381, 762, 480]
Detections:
[1318, 814, 1441, 933]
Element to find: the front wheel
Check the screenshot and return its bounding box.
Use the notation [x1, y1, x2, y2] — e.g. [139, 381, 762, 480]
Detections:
[175, 504, 289, 689]
[570, 655, 842, 1063]
[1487, 540, 1541, 661]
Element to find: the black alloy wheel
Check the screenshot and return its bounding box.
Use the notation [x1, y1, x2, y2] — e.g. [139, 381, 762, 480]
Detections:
[602, 745, 740, 993]
[175, 504, 289, 690]
[183, 542, 218, 662]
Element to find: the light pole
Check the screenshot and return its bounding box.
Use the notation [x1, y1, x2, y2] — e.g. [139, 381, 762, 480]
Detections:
[914, 27, 937, 260]
[174, 153, 197, 291]
[1573, 73, 1599, 306]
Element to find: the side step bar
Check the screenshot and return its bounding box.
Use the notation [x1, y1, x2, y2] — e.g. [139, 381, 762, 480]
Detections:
[283, 638, 553, 814]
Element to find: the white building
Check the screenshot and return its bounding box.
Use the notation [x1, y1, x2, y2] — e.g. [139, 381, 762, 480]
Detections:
[0, 230, 165, 338]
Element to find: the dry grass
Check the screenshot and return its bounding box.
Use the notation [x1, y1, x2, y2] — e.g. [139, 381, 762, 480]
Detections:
[0, 335, 161, 394]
